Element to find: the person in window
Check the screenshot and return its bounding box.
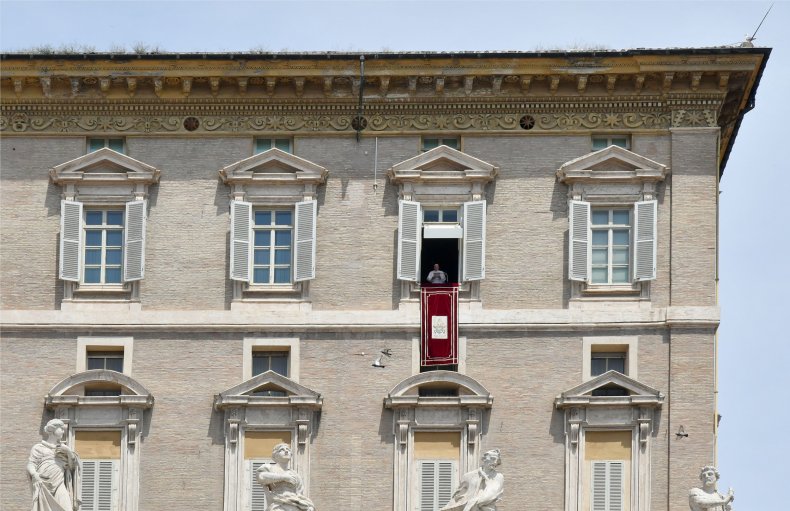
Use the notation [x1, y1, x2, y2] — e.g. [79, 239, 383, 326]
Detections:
[27, 419, 81, 511]
[427, 263, 448, 285]
[256, 443, 315, 511]
[441, 449, 504, 511]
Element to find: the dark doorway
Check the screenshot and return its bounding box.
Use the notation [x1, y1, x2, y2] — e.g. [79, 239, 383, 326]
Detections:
[421, 238, 459, 283]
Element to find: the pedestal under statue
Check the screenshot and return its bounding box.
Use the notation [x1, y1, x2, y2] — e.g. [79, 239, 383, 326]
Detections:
[256, 443, 316, 511]
[689, 465, 734, 511]
[441, 449, 504, 511]
[26, 419, 81, 511]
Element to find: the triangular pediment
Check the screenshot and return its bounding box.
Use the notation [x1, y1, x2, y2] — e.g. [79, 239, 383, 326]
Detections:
[214, 371, 322, 409]
[555, 370, 664, 408]
[219, 148, 328, 185]
[388, 146, 498, 183]
[557, 145, 668, 184]
[50, 148, 160, 184]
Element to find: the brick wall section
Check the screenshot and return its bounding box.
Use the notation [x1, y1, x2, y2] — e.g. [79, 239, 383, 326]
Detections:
[669, 129, 719, 306]
[0, 137, 85, 309]
[1, 328, 680, 510]
[668, 329, 717, 510]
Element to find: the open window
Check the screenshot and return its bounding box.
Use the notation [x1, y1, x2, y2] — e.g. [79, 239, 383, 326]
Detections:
[50, 148, 160, 309]
[555, 371, 663, 511]
[45, 370, 154, 511]
[214, 371, 322, 511]
[219, 149, 328, 309]
[557, 145, 668, 299]
[384, 371, 493, 511]
[388, 146, 497, 303]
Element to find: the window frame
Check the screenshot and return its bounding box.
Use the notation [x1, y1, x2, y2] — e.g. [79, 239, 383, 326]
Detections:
[590, 207, 632, 285]
[583, 337, 637, 381]
[254, 137, 293, 154]
[421, 137, 460, 152]
[88, 137, 126, 154]
[252, 209, 294, 286]
[77, 337, 133, 375]
[591, 135, 630, 151]
[82, 208, 126, 287]
[243, 337, 299, 382]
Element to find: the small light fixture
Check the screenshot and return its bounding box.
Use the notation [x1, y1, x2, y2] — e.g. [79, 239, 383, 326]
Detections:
[676, 425, 688, 438]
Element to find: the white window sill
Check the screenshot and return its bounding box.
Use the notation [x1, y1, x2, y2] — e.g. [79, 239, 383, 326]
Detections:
[73, 284, 132, 294]
[243, 282, 303, 294]
[582, 283, 641, 296]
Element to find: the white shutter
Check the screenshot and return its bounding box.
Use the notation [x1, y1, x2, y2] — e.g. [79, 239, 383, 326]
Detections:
[230, 200, 253, 282]
[436, 461, 456, 509]
[591, 461, 607, 511]
[591, 460, 624, 511]
[250, 460, 268, 511]
[569, 200, 591, 281]
[123, 200, 146, 282]
[81, 460, 97, 511]
[419, 461, 436, 511]
[608, 461, 624, 511]
[59, 200, 83, 281]
[80, 459, 117, 511]
[634, 200, 657, 281]
[462, 200, 486, 281]
[397, 200, 421, 281]
[294, 199, 317, 282]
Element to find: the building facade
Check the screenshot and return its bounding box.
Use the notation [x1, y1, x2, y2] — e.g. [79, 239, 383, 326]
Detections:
[0, 48, 768, 511]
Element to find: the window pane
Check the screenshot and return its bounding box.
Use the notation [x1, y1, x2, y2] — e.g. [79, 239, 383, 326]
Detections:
[591, 230, 608, 245]
[106, 211, 124, 226]
[612, 230, 629, 245]
[612, 248, 629, 264]
[442, 210, 458, 222]
[253, 268, 270, 284]
[252, 355, 269, 376]
[609, 357, 626, 373]
[255, 139, 272, 153]
[86, 357, 104, 370]
[273, 267, 290, 283]
[84, 268, 101, 283]
[591, 210, 609, 225]
[274, 139, 291, 152]
[424, 210, 440, 222]
[591, 268, 608, 284]
[275, 211, 292, 225]
[106, 230, 123, 247]
[612, 137, 628, 148]
[105, 268, 122, 283]
[271, 356, 288, 376]
[254, 211, 272, 226]
[108, 139, 124, 152]
[443, 138, 458, 149]
[254, 248, 270, 265]
[85, 211, 103, 225]
[85, 249, 102, 265]
[612, 210, 629, 225]
[591, 358, 607, 376]
[592, 248, 608, 264]
[106, 357, 123, 372]
[592, 138, 607, 150]
[106, 249, 122, 265]
[274, 230, 291, 247]
[254, 230, 271, 247]
[88, 139, 105, 152]
[612, 267, 629, 283]
[422, 138, 439, 151]
[274, 249, 291, 265]
[85, 230, 102, 246]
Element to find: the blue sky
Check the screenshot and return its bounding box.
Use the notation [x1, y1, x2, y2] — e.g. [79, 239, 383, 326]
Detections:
[2, 0, 788, 508]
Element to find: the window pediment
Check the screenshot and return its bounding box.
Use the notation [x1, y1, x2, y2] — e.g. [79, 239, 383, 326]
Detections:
[555, 370, 663, 408]
[45, 369, 154, 408]
[214, 370, 322, 410]
[50, 148, 161, 186]
[219, 148, 328, 187]
[556, 145, 668, 186]
[388, 146, 498, 187]
[384, 370, 493, 408]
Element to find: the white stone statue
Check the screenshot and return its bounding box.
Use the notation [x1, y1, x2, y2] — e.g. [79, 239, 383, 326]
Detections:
[26, 418, 81, 511]
[441, 449, 504, 511]
[689, 465, 734, 511]
[256, 443, 315, 511]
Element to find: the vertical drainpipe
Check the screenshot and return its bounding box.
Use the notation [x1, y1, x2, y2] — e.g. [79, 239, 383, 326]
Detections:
[713, 129, 722, 466]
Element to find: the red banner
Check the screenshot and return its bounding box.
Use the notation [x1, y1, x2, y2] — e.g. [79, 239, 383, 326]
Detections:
[421, 285, 459, 366]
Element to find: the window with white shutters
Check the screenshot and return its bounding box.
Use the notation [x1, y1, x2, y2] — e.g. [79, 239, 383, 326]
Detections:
[80, 459, 118, 511]
[418, 460, 456, 511]
[462, 200, 486, 281]
[398, 200, 422, 281]
[591, 461, 624, 511]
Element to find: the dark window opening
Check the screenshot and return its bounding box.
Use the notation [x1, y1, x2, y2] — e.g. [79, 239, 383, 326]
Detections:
[87, 351, 124, 372]
[420, 363, 458, 373]
[418, 386, 460, 397]
[84, 385, 122, 397]
[591, 353, 626, 376]
[421, 238, 459, 284]
[250, 384, 287, 397]
[591, 384, 630, 397]
[252, 351, 289, 377]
